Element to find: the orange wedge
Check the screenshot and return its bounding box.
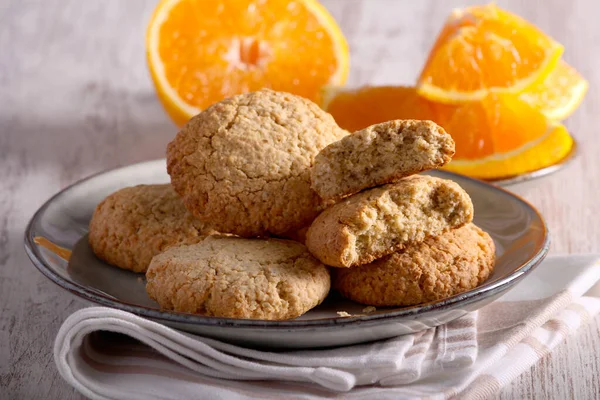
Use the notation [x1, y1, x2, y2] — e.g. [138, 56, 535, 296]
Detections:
[147, 0, 350, 126]
[417, 3, 563, 103]
[519, 61, 588, 121]
[321, 85, 461, 132]
[321, 86, 574, 180]
[444, 125, 573, 179]
[321, 86, 439, 133]
[441, 94, 573, 180]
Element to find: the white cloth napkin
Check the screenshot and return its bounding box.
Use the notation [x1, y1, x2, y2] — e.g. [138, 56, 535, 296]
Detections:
[54, 255, 600, 400]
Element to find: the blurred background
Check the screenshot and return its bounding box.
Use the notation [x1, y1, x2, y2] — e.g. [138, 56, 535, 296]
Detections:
[2, 0, 596, 192]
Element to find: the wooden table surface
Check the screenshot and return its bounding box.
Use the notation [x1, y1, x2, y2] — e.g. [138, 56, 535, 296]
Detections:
[1, 0, 599, 398]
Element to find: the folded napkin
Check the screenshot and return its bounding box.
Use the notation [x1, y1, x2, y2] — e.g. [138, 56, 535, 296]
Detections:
[55, 255, 600, 400]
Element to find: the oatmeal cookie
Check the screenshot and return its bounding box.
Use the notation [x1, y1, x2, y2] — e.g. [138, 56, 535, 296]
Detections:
[278, 225, 311, 244]
[333, 223, 495, 306]
[146, 236, 330, 320]
[305, 175, 474, 268]
[88, 184, 216, 273]
[166, 89, 348, 237]
[311, 119, 455, 201]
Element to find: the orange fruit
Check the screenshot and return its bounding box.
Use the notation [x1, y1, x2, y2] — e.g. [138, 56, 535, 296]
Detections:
[321, 85, 459, 132]
[417, 3, 563, 103]
[147, 0, 350, 126]
[321, 86, 439, 133]
[321, 86, 573, 180]
[444, 125, 573, 180]
[519, 61, 588, 121]
[444, 93, 551, 160]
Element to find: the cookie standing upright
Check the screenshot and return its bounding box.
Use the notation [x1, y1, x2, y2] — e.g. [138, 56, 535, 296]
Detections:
[167, 89, 348, 237]
[334, 223, 495, 306]
[305, 175, 474, 268]
[311, 119, 455, 201]
[88, 184, 216, 273]
[146, 236, 331, 320]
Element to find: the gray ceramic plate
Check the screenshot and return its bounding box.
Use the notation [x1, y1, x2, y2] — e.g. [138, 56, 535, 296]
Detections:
[25, 159, 549, 349]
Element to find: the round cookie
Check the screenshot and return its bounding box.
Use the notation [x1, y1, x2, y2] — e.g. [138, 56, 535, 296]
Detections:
[89, 184, 216, 273]
[305, 175, 474, 268]
[166, 89, 348, 237]
[146, 236, 331, 320]
[333, 223, 495, 306]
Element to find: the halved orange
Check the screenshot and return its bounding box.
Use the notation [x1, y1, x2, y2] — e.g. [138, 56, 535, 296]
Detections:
[519, 61, 588, 121]
[417, 3, 563, 103]
[147, 0, 349, 126]
[321, 86, 574, 180]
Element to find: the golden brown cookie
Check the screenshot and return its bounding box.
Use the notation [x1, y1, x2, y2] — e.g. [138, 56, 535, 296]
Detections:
[166, 89, 348, 237]
[278, 225, 311, 244]
[305, 175, 474, 268]
[333, 223, 495, 306]
[88, 184, 216, 273]
[311, 120, 455, 201]
[146, 236, 330, 320]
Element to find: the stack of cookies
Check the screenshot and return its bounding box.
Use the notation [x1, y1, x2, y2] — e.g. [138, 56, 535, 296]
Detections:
[305, 120, 495, 307]
[88, 89, 495, 321]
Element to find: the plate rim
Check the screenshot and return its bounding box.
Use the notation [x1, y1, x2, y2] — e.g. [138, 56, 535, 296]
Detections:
[24, 159, 551, 330]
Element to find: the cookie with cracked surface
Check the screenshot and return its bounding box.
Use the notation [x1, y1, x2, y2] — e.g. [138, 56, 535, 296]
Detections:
[311, 119, 455, 201]
[167, 89, 348, 237]
[305, 175, 474, 268]
[333, 223, 495, 306]
[146, 236, 330, 320]
[88, 184, 216, 273]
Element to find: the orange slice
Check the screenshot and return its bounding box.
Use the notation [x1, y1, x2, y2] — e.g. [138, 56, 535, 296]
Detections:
[147, 0, 349, 126]
[445, 93, 551, 160]
[321, 86, 439, 133]
[321, 86, 574, 180]
[437, 94, 574, 179]
[321, 85, 459, 132]
[444, 125, 573, 179]
[417, 3, 563, 103]
[519, 61, 588, 121]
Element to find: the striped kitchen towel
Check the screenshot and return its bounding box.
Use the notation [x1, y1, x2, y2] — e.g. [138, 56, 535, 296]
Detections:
[54, 255, 600, 400]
